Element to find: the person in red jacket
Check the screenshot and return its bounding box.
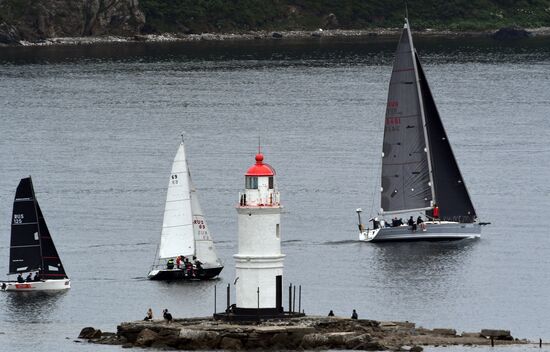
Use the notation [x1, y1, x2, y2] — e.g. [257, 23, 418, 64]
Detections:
[433, 204, 440, 220]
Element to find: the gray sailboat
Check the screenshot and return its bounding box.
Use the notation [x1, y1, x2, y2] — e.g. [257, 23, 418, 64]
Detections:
[357, 19, 486, 242]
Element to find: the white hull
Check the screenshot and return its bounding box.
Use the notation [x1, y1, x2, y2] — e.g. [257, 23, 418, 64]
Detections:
[359, 221, 480, 242]
[1, 278, 70, 291]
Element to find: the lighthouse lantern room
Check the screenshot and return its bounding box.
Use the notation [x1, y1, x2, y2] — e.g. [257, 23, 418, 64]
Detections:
[233, 152, 285, 317]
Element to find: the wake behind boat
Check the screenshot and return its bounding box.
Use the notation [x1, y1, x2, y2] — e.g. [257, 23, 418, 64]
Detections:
[148, 137, 223, 281]
[357, 18, 487, 243]
[1, 177, 70, 291]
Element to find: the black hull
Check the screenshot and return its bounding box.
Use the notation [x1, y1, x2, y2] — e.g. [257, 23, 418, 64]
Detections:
[148, 266, 223, 281]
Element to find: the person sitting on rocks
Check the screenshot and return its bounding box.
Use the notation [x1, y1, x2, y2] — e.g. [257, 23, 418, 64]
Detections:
[163, 309, 173, 323]
[175, 255, 182, 269]
[25, 273, 33, 282]
[33, 272, 41, 281]
[351, 309, 358, 319]
[328, 310, 335, 317]
[17, 273, 24, 283]
[144, 308, 153, 321]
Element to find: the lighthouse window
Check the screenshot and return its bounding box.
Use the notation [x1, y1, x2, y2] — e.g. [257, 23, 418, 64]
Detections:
[268, 176, 274, 189]
[276, 224, 280, 238]
[245, 176, 258, 189]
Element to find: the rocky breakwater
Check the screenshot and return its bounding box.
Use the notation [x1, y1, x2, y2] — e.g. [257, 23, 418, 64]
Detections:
[79, 316, 528, 350]
[0, 0, 145, 44]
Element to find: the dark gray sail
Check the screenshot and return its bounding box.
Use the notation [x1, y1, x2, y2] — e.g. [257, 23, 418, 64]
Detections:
[380, 23, 433, 213]
[9, 177, 42, 274]
[416, 53, 477, 222]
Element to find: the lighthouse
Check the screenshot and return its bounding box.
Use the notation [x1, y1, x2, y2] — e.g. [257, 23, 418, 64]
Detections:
[233, 151, 285, 317]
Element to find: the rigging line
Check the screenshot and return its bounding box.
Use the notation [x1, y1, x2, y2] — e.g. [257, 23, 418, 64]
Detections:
[370, 149, 383, 217]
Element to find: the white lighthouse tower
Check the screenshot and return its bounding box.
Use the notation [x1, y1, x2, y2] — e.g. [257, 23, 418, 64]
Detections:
[233, 151, 285, 317]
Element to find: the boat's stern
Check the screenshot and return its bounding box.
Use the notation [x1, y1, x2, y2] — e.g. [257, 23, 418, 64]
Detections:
[147, 269, 160, 279]
[359, 228, 380, 242]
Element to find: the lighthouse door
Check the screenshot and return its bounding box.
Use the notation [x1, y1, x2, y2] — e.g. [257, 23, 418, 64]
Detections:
[276, 275, 282, 312]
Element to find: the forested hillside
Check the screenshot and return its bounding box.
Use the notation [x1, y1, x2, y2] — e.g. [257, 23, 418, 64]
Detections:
[1, 0, 550, 43]
[140, 0, 550, 33]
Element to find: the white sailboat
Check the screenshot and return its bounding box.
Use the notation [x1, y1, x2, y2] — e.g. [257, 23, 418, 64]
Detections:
[1, 177, 70, 291]
[357, 19, 487, 242]
[148, 138, 223, 280]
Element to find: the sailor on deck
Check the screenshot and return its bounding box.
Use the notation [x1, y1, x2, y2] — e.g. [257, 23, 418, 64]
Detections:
[433, 204, 440, 220]
[408, 216, 416, 232]
[166, 258, 175, 269]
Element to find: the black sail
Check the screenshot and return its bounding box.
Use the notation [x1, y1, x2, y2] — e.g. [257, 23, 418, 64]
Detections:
[37, 203, 67, 279]
[380, 22, 433, 213]
[9, 177, 42, 274]
[9, 177, 68, 278]
[415, 53, 477, 222]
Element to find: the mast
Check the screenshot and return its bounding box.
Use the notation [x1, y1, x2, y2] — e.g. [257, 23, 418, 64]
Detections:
[406, 17, 436, 206]
[29, 177, 45, 274]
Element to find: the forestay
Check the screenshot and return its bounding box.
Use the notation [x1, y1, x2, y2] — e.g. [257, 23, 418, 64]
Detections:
[159, 143, 195, 259]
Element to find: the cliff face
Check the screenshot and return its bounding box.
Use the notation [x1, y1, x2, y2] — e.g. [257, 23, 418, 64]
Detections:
[0, 0, 145, 43]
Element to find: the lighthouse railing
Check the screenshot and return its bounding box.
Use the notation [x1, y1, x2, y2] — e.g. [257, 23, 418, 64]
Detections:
[238, 191, 280, 207]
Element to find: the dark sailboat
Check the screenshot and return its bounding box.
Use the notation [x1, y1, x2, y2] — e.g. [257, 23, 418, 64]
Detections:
[357, 19, 485, 242]
[1, 177, 70, 291]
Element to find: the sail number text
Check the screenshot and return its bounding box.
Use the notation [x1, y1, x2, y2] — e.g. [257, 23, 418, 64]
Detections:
[171, 174, 178, 185]
[13, 214, 24, 224]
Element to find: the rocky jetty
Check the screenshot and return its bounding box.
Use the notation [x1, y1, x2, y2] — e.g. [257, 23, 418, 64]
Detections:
[79, 316, 527, 350]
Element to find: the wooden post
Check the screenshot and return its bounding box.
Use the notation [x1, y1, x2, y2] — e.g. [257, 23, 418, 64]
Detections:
[257, 287, 260, 321]
[214, 284, 217, 314]
[298, 285, 302, 314]
[540, 338, 542, 348]
[288, 283, 292, 313]
[226, 283, 230, 311]
[490, 336, 494, 347]
[292, 285, 296, 313]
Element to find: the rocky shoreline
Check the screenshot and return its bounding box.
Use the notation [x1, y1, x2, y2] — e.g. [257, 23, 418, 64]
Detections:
[78, 316, 528, 350]
[4, 26, 550, 48]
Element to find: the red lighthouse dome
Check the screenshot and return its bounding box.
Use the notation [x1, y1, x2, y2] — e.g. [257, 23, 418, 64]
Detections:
[246, 153, 275, 176]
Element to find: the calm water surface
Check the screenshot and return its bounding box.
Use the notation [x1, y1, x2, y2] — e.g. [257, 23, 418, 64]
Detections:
[0, 36, 549, 351]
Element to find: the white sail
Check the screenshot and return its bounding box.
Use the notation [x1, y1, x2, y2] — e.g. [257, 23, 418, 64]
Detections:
[190, 175, 221, 267]
[158, 142, 195, 259]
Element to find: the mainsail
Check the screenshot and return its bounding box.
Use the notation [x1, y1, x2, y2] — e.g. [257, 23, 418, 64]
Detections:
[380, 20, 433, 214]
[10, 178, 42, 274]
[416, 54, 477, 222]
[9, 177, 67, 278]
[158, 142, 195, 259]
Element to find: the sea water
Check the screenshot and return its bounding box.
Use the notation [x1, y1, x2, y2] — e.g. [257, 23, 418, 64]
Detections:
[0, 36, 549, 351]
